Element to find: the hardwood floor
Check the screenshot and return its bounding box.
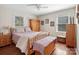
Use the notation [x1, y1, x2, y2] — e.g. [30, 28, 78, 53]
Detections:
[0, 43, 25, 55]
[0, 42, 76, 55]
[52, 42, 76, 55]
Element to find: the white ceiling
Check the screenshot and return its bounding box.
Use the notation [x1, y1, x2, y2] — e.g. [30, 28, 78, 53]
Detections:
[0, 4, 75, 16]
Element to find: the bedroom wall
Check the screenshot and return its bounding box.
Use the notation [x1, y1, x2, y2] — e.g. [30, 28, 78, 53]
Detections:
[76, 5, 79, 54]
[0, 6, 36, 28]
[39, 7, 75, 37]
[77, 24, 79, 54]
[0, 6, 76, 37]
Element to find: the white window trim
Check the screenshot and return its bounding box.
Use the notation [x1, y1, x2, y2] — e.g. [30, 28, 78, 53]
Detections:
[56, 16, 70, 33]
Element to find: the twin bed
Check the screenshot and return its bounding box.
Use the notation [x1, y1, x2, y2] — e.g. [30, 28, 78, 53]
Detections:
[12, 31, 49, 54]
[11, 26, 56, 55]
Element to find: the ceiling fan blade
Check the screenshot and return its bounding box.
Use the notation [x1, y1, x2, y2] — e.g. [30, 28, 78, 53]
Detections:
[26, 4, 40, 6]
[40, 6, 48, 8]
[26, 4, 48, 10]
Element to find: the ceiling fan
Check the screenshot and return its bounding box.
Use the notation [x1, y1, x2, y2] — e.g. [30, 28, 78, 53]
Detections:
[26, 4, 48, 10]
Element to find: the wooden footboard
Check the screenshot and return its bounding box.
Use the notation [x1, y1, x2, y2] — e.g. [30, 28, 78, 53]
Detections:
[27, 39, 34, 55]
[26, 33, 49, 55]
[35, 40, 56, 55]
[44, 40, 56, 55]
[26, 39, 31, 55]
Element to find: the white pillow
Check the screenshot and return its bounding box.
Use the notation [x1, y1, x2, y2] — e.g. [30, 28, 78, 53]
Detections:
[15, 27, 25, 33]
[24, 26, 32, 32]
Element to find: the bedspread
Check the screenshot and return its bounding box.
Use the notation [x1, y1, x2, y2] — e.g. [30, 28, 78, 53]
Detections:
[12, 31, 49, 54]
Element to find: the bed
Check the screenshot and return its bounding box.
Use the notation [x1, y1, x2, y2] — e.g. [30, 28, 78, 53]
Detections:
[33, 36, 56, 55]
[12, 31, 49, 54]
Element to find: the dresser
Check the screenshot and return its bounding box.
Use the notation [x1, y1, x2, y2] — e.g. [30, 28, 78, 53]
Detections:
[29, 19, 40, 32]
[0, 33, 11, 47]
[66, 24, 76, 48]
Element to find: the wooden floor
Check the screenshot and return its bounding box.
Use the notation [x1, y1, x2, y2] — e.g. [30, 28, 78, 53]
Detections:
[0, 44, 25, 55]
[0, 42, 76, 55]
[52, 42, 76, 55]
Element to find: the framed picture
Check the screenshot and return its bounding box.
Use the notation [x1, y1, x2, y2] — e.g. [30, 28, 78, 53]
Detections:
[45, 19, 49, 24]
[15, 16, 24, 26]
[50, 21, 54, 26]
[41, 21, 44, 25]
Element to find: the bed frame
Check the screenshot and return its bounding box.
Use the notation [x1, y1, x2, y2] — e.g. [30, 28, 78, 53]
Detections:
[10, 28, 51, 55]
[33, 40, 56, 55]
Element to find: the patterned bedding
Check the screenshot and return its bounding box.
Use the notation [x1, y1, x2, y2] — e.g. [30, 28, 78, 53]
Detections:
[12, 31, 49, 54]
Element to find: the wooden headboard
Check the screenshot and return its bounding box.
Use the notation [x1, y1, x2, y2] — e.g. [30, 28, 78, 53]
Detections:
[10, 28, 15, 33]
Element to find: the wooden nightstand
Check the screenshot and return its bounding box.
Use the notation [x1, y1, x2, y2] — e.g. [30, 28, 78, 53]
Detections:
[0, 33, 12, 47]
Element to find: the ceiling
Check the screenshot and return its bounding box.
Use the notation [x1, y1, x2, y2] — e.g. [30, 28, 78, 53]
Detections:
[0, 4, 75, 16]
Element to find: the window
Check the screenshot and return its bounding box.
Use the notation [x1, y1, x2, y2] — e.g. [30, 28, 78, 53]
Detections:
[58, 16, 68, 31]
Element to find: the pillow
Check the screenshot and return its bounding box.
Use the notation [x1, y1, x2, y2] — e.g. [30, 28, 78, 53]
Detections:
[15, 27, 25, 33]
[24, 26, 32, 32]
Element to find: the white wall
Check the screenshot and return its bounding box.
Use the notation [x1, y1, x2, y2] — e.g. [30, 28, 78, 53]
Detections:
[39, 8, 75, 37]
[0, 6, 36, 28]
[75, 5, 79, 54]
[77, 24, 79, 54]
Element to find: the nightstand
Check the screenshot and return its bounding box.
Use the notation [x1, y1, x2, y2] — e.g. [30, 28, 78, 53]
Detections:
[0, 33, 12, 47]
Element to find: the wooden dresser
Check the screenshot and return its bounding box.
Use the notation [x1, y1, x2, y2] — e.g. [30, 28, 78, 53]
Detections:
[66, 24, 76, 48]
[0, 33, 11, 47]
[29, 19, 40, 32]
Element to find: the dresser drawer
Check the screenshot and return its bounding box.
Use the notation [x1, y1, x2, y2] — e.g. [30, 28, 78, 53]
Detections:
[0, 33, 11, 47]
[3, 34, 11, 38]
[3, 36, 10, 39]
[0, 39, 6, 47]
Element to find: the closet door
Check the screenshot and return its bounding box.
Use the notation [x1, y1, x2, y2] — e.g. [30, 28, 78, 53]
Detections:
[36, 20, 40, 31]
[30, 20, 40, 32]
